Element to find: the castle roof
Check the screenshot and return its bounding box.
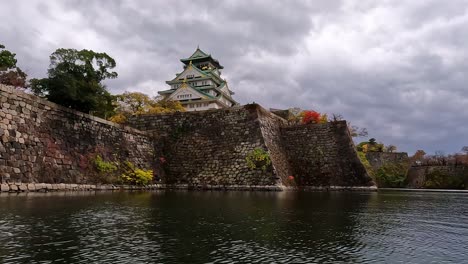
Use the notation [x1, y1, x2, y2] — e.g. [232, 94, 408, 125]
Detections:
[180, 47, 224, 69]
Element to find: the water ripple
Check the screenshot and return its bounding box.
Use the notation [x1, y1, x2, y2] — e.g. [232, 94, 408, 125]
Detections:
[0, 191, 467, 263]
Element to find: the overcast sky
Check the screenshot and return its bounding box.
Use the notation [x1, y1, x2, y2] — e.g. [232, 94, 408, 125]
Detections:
[2, 0, 468, 154]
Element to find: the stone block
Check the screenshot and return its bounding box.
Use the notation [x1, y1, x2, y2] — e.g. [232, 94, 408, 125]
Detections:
[18, 184, 28, 192]
[9, 184, 18, 191]
[1, 184, 9, 192]
[27, 184, 35, 191]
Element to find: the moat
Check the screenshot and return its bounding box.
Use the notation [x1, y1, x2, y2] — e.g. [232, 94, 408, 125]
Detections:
[0, 191, 467, 263]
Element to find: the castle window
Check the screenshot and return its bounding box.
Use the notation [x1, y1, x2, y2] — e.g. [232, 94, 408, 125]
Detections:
[177, 94, 192, 99]
[187, 74, 194, 79]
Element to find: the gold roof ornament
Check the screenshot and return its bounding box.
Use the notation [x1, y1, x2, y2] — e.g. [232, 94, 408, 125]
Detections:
[181, 78, 188, 88]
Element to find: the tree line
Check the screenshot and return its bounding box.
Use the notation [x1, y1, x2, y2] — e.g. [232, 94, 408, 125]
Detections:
[0, 44, 183, 122]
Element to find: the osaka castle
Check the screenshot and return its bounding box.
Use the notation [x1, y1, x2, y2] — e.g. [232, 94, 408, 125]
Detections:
[158, 47, 239, 111]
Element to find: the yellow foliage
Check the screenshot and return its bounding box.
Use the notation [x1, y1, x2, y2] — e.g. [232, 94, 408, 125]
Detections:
[108, 91, 185, 122]
[362, 144, 368, 153]
[120, 161, 153, 185]
[319, 114, 328, 124]
[108, 113, 127, 124]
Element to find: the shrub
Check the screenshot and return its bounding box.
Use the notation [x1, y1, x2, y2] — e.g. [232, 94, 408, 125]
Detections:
[375, 163, 408, 187]
[301, 110, 321, 124]
[108, 113, 127, 124]
[94, 155, 117, 173]
[246, 148, 271, 171]
[92, 155, 118, 184]
[120, 161, 153, 185]
[424, 169, 465, 189]
[357, 151, 374, 178]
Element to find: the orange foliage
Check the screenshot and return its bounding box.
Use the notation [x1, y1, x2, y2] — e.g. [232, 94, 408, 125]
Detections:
[301, 110, 321, 124]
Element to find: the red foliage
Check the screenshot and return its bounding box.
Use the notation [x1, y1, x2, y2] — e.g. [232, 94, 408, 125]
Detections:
[302, 110, 321, 124]
[288, 175, 295, 181]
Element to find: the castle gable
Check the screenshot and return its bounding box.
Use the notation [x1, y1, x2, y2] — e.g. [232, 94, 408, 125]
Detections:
[167, 84, 208, 101]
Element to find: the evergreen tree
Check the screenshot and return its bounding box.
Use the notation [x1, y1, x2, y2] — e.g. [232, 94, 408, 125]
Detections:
[30, 48, 117, 118]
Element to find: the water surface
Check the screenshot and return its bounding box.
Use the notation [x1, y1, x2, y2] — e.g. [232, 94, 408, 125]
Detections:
[0, 191, 467, 263]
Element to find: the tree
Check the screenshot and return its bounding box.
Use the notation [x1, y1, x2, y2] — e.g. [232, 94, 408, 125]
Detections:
[349, 124, 368, 138]
[461, 146, 468, 154]
[109, 91, 184, 123]
[302, 110, 321, 124]
[331, 113, 343, 122]
[115, 92, 155, 114]
[30, 48, 118, 117]
[0, 44, 27, 88]
[357, 138, 384, 152]
[412, 150, 426, 161]
[386, 145, 397, 153]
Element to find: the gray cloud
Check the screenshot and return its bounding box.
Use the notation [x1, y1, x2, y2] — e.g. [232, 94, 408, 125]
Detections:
[1, 0, 468, 154]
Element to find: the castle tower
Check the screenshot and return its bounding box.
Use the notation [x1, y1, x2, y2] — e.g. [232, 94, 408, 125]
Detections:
[158, 47, 239, 111]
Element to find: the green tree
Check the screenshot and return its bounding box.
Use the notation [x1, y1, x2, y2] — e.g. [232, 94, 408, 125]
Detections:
[30, 48, 118, 118]
[0, 44, 27, 88]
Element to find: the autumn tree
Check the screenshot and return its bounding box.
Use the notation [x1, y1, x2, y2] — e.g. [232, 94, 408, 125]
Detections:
[412, 150, 426, 160]
[0, 44, 27, 88]
[109, 92, 184, 123]
[30, 48, 117, 118]
[357, 138, 384, 152]
[302, 110, 321, 124]
[286, 108, 328, 125]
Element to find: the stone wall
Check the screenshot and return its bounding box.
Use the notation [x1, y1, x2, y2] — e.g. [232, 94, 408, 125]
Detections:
[127, 104, 282, 186]
[281, 122, 373, 186]
[1, 85, 373, 189]
[407, 165, 468, 189]
[129, 110, 373, 188]
[366, 152, 409, 171]
[256, 107, 293, 185]
[0, 85, 154, 184]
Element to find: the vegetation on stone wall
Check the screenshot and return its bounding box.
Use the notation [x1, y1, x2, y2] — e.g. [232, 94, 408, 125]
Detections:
[357, 138, 385, 152]
[286, 108, 328, 125]
[358, 151, 374, 177]
[91, 155, 153, 185]
[301, 110, 327, 124]
[374, 162, 409, 187]
[356, 136, 410, 187]
[424, 169, 466, 189]
[120, 161, 154, 185]
[94, 155, 118, 173]
[246, 148, 271, 171]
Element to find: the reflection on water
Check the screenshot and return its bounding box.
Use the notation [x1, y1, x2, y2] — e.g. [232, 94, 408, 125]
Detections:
[0, 191, 467, 263]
